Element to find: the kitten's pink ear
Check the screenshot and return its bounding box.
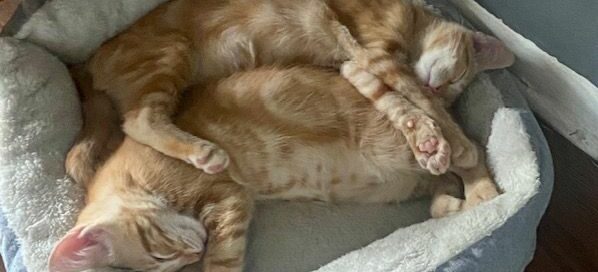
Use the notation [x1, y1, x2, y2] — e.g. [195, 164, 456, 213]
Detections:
[48, 226, 112, 272]
[473, 32, 515, 71]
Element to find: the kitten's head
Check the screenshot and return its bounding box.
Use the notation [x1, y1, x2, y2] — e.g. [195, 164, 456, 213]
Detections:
[414, 22, 515, 103]
[49, 206, 207, 272]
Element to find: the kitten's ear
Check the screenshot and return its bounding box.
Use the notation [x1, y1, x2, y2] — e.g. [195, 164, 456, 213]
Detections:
[473, 32, 515, 71]
[48, 225, 112, 272]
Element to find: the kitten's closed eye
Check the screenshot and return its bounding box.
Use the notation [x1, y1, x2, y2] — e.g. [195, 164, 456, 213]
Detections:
[150, 252, 180, 261]
[109, 265, 142, 271]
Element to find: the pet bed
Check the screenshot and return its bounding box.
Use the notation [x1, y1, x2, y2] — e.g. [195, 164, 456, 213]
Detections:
[0, 1, 553, 271]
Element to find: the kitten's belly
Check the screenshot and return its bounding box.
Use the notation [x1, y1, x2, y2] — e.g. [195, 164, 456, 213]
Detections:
[229, 142, 422, 203]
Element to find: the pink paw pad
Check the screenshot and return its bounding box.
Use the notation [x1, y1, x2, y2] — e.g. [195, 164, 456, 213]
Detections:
[418, 138, 438, 154]
[409, 119, 451, 175]
[187, 143, 230, 174]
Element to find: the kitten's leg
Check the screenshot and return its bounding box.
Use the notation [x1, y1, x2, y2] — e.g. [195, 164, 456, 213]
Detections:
[89, 33, 229, 174]
[332, 24, 478, 170]
[451, 145, 500, 210]
[429, 173, 464, 218]
[341, 62, 451, 175]
[65, 67, 123, 187]
[197, 183, 253, 272]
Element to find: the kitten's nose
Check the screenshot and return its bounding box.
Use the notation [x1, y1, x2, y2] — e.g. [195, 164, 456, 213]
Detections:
[425, 83, 440, 94]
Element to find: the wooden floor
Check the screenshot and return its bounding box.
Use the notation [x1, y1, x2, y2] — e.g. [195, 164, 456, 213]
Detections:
[526, 121, 598, 271]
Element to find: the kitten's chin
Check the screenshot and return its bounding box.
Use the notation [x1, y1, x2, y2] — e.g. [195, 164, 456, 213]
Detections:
[428, 87, 446, 97]
[425, 86, 442, 95]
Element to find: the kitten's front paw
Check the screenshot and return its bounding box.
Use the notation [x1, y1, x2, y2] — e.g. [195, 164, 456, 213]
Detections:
[406, 116, 451, 175]
[186, 141, 230, 174]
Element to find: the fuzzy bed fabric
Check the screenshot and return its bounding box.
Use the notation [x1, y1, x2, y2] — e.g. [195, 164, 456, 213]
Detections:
[0, 37, 84, 272]
[0, 1, 553, 272]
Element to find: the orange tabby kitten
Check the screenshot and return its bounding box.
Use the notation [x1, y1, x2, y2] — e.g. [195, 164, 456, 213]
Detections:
[67, 0, 514, 183]
[51, 64, 499, 272]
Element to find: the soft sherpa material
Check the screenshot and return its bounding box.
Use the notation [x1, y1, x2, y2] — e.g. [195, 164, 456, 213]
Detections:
[0, 1, 553, 272]
[0, 37, 84, 272]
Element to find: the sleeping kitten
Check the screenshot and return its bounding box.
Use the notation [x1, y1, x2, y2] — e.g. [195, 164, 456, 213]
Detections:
[50, 64, 499, 272]
[67, 0, 514, 183]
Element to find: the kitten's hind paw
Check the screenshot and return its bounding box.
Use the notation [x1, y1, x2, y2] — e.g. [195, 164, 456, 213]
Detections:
[463, 179, 499, 210]
[186, 141, 230, 174]
[430, 194, 463, 218]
